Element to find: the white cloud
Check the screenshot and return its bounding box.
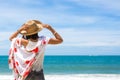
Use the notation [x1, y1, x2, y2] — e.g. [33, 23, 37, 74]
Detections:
[56, 28, 120, 47]
[1, 28, 120, 48]
[0, 27, 120, 55]
[0, 32, 11, 50]
[69, 0, 120, 10]
[0, 32, 11, 41]
[0, 0, 101, 26]
[0, 0, 120, 29]
[17, 0, 44, 5]
[0, 0, 120, 55]
[69, 0, 120, 16]
[0, 7, 99, 28]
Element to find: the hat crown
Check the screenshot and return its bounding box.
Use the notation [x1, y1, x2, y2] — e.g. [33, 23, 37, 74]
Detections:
[20, 20, 43, 36]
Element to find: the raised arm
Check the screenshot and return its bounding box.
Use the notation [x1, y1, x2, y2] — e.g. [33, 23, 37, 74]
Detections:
[43, 24, 63, 44]
[9, 24, 28, 41]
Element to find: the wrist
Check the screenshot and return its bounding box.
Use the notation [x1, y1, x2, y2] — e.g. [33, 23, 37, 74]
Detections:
[53, 31, 57, 35]
[46, 25, 57, 35]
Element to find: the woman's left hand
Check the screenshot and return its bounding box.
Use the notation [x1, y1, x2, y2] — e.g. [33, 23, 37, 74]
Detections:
[42, 24, 51, 29]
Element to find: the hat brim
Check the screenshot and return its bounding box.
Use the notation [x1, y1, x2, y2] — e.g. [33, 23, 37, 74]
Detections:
[20, 28, 43, 36]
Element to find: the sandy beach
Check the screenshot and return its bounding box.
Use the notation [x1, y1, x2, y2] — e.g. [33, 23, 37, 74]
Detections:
[1, 74, 120, 80]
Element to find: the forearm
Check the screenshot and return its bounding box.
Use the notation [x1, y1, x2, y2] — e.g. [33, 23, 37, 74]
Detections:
[9, 24, 27, 41]
[48, 26, 63, 42]
[9, 30, 21, 41]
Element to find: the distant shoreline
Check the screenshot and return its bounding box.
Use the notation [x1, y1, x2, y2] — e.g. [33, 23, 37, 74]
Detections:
[1, 55, 120, 56]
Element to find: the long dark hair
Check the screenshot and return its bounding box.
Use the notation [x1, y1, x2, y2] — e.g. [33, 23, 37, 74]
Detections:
[22, 33, 39, 40]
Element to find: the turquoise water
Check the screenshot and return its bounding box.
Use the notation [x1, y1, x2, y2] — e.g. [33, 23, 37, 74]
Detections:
[0, 55, 120, 74]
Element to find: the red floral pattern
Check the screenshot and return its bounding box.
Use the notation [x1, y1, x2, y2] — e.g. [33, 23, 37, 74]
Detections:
[23, 70, 30, 78]
[16, 39, 19, 45]
[14, 48, 17, 53]
[32, 47, 39, 54]
[25, 60, 30, 64]
[15, 61, 19, 66]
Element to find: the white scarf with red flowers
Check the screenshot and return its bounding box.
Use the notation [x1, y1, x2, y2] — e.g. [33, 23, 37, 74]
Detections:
[9, 36, 48, 80]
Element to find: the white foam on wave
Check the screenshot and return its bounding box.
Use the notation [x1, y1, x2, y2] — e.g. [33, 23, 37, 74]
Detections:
[0, 74, 120, 80]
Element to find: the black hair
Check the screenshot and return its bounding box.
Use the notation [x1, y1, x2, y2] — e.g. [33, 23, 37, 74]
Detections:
[22, 33, 39, 40]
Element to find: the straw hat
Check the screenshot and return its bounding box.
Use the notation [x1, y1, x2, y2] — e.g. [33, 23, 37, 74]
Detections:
[20, 20, 43, 36]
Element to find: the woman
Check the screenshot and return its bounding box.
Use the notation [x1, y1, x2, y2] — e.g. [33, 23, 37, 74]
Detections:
[9, 20, 63, 80]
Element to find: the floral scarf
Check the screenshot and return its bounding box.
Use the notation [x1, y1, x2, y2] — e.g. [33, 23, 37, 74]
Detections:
[9, 36, 48, 80]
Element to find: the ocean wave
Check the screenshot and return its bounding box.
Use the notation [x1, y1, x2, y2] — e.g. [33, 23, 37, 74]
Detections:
[0, 74, 120, 80]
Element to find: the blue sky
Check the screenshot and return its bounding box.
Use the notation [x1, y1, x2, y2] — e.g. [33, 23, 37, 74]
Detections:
[0, 0, 120, 55]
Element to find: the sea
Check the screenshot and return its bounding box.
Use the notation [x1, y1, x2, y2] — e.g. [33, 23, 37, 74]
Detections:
[0, 55, 120, 80]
